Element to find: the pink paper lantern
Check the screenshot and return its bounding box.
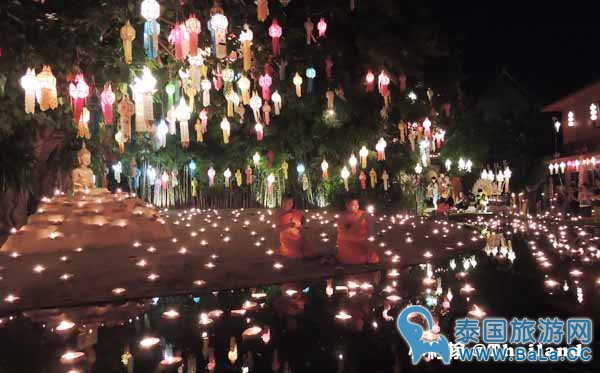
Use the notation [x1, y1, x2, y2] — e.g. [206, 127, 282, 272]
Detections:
[268, 20, 283, 56]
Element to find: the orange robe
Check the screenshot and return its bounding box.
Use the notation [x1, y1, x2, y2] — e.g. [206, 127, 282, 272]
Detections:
[336, 211, 380, 264]
[277, 210, 317, 258]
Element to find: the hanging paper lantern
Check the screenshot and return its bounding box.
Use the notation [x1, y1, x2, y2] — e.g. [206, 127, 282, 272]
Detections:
[115, 130, 126, 153]
[120, 21, 136, 64]
[156, 119, 168, 148]
[257, 0, 270, 22]
[317, 17, 327, 37]
[222, 66, 234, 93]
[213, 62, 224, 91]
[253, 152, 261, 167]
[250, 92, 262, 122]
[224, 168, 232, 188]
[201, 79, 212, 107]
[268, 20, 283, 56]
[293, 73, 303, 98]
[281, 160, 289, 180]
[209, 13, 229, 59]
[165, 82, 176, 110]
[266, 172, 275, 196]
[169, 23, 189, 62]
[188, 54, 204, 90]
[262, 101, 271, 125]
[175, 98, 191, 148]
[220, 117, 231, 144]
[427, 88, 434, 102]
[208, 167, 216, 186]
[101, 84, 116, 125]
[36, 65, 58, 111]
[118, 96, 134, 141]
[68, 73, 89, 123]
[382, 170, 390, 191]
[255, 122, 264, 141]
[341, 166, 350, 191]
[369, 168, 377, 189]
[305, 67, 316, 93]
[141, 0, 160, 59]
[423, 117, 432, 138]
[376, 137, 387, 161]
[20, 68, 37, 114]
[296, 163, 305, 177]
[349, 153, 358, 174]
[272, 91, 282, 115]
[238, 75, 251, 105]
[378, 71, 390, 104]
[365, 70, 375, 92]
[186, 14, 202, 56]
[359, 145, 369, 169]
[326, 89, 335, 110]
[132, 67, 156, 132]
[77, 107, 91, 139]
[240, 25, 254, 72]
[259, 73, 272, 101]
[321, 159, 329, 181]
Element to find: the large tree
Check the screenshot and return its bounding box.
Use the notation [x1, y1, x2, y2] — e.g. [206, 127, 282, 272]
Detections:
[0, 0, 462, 224]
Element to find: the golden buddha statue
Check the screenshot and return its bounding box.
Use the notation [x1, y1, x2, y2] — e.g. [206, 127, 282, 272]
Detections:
[72, 143, 95, 193]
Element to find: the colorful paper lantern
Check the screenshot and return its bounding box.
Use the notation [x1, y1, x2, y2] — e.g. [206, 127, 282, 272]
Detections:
[36, 65, 58, 111]
[20, 68, 37, 114]
[271, 91, 282, 115]
[321, 159, 329, 180]
[209, 13, 229, 59]
[120, 21, 136, 64]
[255, 122, 264, 141]
[259, 73, 272, 101]
[169, 22, 189, 62]
[359, 145, 369, 169]
[317, 17, 327, 37]
[250, 92, 262, 122]
[175, 98, 191, 148]
[185, 14, 202, 56]
[141, 0, 160, 59]
[220, 117, 231, 144]
[293, 73, 303, 97]
[101, 83, 116, 125]
[268, 20, 282, 56]
[240, 25, 253, 71]
[305, 67, 316, 93]
[376, 137, 386, 161]
[68, 73, 89, 123]
[257, 0, 270, 22]
[365, 70, 375, 92]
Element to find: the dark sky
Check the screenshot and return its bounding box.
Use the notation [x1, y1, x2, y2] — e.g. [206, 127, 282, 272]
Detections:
[435, 1, 600, 104]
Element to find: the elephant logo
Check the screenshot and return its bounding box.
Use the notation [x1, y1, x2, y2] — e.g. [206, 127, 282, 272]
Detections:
[396, 305, 451, 365]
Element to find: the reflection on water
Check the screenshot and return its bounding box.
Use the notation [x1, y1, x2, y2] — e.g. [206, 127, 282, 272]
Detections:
[0, 224, 598, 373]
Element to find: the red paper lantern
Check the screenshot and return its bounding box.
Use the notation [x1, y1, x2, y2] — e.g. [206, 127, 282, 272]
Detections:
[68, 73, 89, 123]
[186, 14, 202, 56]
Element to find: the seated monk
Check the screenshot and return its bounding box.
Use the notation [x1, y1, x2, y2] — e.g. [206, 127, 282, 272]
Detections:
[276, 194, 318, 258]
[336, 195, 380, 264]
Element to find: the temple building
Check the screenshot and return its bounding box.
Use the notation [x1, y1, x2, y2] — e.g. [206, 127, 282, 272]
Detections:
[543, 81, 600, 188]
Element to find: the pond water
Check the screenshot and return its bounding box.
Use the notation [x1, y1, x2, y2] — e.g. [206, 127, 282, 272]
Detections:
[0, 224, 598, 373]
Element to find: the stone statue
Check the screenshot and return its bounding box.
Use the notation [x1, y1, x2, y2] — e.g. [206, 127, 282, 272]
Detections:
[72, 143, 95, 193]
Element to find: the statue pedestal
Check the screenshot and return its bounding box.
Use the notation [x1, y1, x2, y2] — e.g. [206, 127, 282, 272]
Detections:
[1, 190, 172, 254]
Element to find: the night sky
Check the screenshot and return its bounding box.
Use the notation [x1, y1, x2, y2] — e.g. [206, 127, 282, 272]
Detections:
[436, 1, 600, 104]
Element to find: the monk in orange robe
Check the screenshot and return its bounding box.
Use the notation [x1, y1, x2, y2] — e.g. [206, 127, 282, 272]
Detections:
[276, 195, 318, 258]
[336, 197, 380, 264]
